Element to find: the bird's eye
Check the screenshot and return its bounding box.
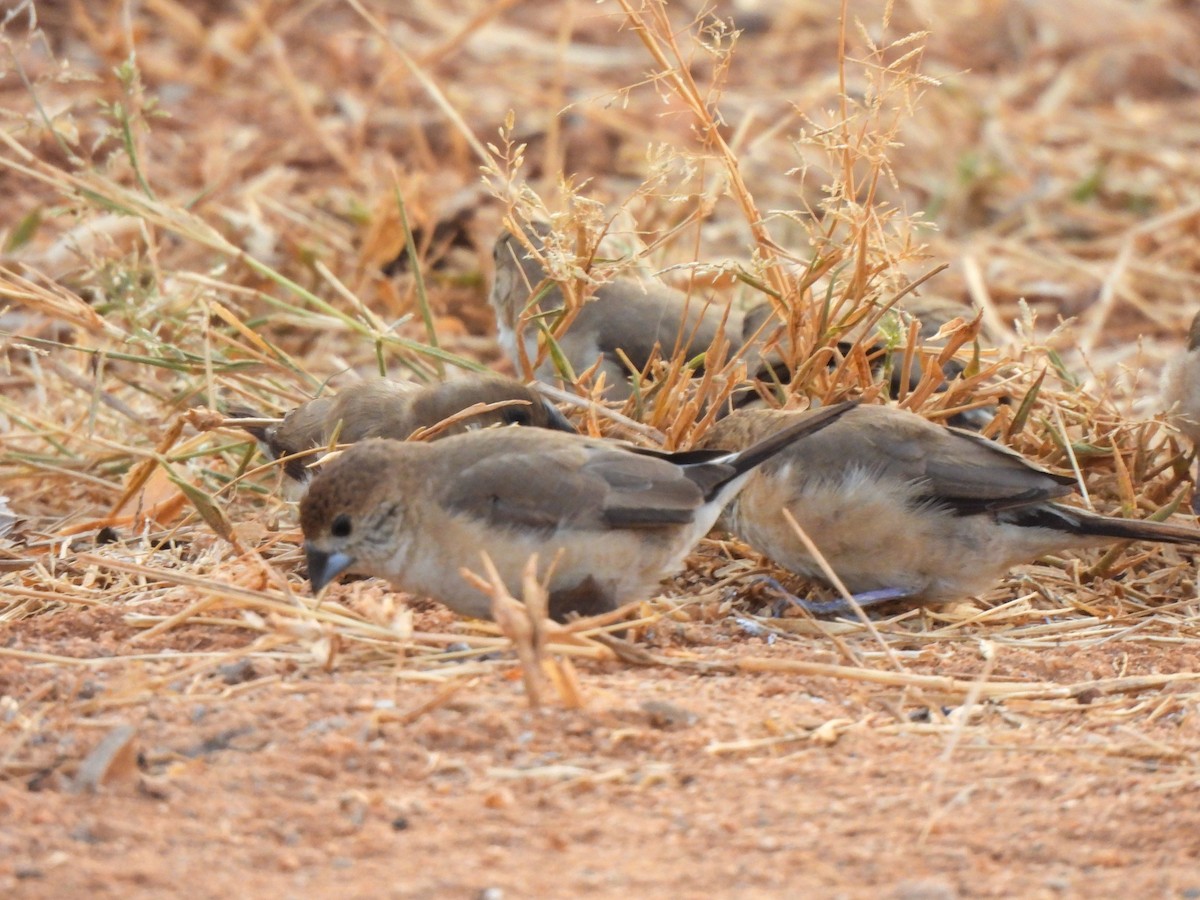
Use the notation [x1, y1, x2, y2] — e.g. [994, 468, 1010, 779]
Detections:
[331, 514, 353, 538]
[502, 406, 532, 426]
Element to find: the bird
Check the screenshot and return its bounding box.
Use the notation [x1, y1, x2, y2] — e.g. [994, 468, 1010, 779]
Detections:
[299, 400, 858, 622]
[739, 295, 996, 430]
[489, 224, 747, 400]
[1161, 311, 1200, 445]
[1161, 311, 1200, 514]
[231, 375, 575, 488]
[699, 404, 1200, 613]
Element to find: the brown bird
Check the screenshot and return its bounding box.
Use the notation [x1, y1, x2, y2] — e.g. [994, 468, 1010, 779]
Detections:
[232, 375, 575, 486]
[489, 225, 746, 400]
[299, 400, 858, 622]
[700, 404, 1200, 612]
[1161, 311, 1200, 514]
[1162, 311, 1200, 445]
[738, 295, 997, 430]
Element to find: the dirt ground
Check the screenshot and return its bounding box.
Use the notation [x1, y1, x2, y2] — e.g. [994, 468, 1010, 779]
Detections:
[5, 1, 1200, 897]
[5, 599, 1200, 899]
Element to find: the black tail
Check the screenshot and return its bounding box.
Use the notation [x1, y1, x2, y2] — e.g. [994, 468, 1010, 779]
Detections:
[683, 400, 858, 501]
[1011, 503, 1200, 546]
[626, 400, 858, 501]
[224, 405, 272, 443]
[726, 400, 859, 479]
[538, 398, 578, 434]
[223, 407, 302, 478]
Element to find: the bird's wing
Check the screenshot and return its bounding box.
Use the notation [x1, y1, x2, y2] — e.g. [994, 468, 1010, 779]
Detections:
[331, 382, 415, 442]
[440, 440, 703, 532]
[892, 422, 1076, 511]
[587, 282, 737, 371]
[754, 408, 1075, 513]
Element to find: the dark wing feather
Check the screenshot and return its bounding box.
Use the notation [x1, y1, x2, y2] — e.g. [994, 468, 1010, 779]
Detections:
[802, 409, 1075, 512]
[584, 452, 703, 527]
[439, 440, 703, 532]
[728, 406, 1076, 514]
[585, 282, 734, 372]
[917, 426, 1075, 512]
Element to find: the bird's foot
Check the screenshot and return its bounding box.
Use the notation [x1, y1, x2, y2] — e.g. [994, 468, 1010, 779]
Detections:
[754, 577, 914, 618]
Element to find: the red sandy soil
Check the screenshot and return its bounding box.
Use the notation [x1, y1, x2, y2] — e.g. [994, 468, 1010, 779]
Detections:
[5, 595, 1200, 899]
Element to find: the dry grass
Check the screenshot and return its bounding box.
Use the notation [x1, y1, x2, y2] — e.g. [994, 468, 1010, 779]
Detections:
[2, 0, 1198, 713]
[4, 0, 1200, 892]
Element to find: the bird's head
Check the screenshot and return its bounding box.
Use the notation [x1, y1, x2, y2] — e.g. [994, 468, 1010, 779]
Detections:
[299, 439, 415, 593]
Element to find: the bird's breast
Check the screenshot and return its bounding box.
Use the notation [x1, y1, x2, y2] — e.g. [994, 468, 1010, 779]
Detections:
[494, 319, 539, 372]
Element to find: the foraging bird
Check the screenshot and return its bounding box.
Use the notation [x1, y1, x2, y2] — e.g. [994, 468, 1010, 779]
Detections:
[700, 404, 1200, 611]
[1161, 311, 1200, 514]
[1161, 311, 1200, 445]
[232, 375, 575, 487]
[489, 225, 746, 400]
[299, 400, 858, 622]
[738, 294, 997, 430]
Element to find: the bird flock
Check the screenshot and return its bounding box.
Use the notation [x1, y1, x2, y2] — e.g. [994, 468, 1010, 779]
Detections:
[236, 224, 1200, 624]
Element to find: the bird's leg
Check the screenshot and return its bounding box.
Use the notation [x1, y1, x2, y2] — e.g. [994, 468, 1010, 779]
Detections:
[753, 576, 915, 618]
